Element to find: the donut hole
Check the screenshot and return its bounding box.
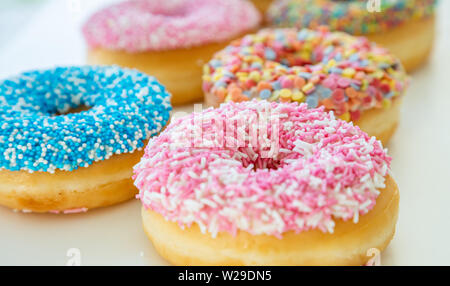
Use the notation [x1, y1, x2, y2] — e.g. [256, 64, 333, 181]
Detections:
[202, 118, 289, 172]
[197, 107, 304, 172]
[259, 38, 323, 68]
[54, 104, 91, 116]
[150, 8, 188, 18]
[16, 93, 94, 117]
[231, 132, 299, 172]
[235, 136, 308, 172]
[9, 69, 102, 117]
[141, 1, 189, 18]
[252, 29, 370, 70]
[238, 146, 284, 171]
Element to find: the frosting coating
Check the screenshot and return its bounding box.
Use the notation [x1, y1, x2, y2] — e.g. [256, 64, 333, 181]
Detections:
[203, 28, 408, 121]
[134, 100, 391, 237]
[83, 0, 261, 52]
[267, 0, 437, 35]
[0, 66, 171, 173]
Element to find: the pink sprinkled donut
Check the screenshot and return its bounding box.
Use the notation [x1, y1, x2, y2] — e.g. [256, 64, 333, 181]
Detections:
[134, 100, 399, 266]
[83, 0, 261, 105]
[83, 0, 261, 52]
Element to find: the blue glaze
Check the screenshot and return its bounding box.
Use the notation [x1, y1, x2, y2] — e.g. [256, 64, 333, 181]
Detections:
[0, 66, 172, 173]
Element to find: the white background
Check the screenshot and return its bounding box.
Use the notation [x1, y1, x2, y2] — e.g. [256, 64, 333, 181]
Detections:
[0, 0, 449, 265]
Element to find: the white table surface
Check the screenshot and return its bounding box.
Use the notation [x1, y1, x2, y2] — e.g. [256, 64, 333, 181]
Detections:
[0, 0, 48, 51]
[0, 0, 449, 266]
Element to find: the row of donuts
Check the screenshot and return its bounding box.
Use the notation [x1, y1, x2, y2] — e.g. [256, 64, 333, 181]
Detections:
[0, 0, 436, 265]
[0, 67, 398, 265]
[84, 0, 436, 106]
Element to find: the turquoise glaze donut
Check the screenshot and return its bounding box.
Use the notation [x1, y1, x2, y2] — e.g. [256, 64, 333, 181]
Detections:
[0, 66, 171, 213]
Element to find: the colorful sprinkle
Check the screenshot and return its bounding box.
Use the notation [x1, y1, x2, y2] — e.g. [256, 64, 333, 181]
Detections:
[203, 28, 408, 121]
[267, 0, 437, 35]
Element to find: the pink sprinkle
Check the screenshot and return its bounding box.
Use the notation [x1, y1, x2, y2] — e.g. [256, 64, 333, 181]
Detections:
[280, 76, 294, 88]
[322, 76, 337, 89]
[337, 78, 351, 88]
[62, 208, 89, 214]
[134, 100, 391, 237]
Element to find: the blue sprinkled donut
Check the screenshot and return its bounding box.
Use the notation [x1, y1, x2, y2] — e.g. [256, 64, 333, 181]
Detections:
[0, 66, 171, 174]
[0, 66, 171, 213]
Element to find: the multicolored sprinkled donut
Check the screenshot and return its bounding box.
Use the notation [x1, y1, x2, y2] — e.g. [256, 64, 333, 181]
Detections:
[267, 0, 437, 71]
[267, 0, 436, 34]
[203, 28, 408, 142]
[83, 0, 261, 105]
[135, 100, 399, 265]
[0, 66, 171, 213]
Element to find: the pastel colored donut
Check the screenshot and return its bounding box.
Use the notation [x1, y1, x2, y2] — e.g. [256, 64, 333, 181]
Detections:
[267, 0, 437, 72]
[0, 66, 171, 213]
[83, 0, 261, 106]
[135, 100, 399, 266]
[202, 28, 408, 144]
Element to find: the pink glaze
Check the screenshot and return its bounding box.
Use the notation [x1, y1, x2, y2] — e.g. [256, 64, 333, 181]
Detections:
[133, 100, 391, 237]
[82, 0, 261, 52]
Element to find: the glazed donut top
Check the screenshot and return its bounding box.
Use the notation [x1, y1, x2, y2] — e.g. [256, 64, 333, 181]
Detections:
[83, 0, 261, 53]
[267, 0, 437, 35]
[203, 28, 408, 121]
[0, 66, 171, 173]
[134, 100, 391, 237]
